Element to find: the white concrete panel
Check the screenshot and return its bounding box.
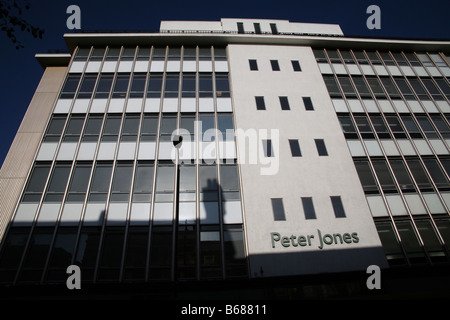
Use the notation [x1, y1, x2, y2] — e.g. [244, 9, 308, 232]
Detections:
[441, 192, 450, 210]
[218, 141, 237, 159]
[108, 99, 125, 113]
[222, 201, 243, 224]
[57, 142, 77, 160]
[60, 203, 83, 226]
[381, 140, 400, 156]
[97, 142, 117, 160]
[90, 99, 108, 113]
[158, 142, 175, 160]
[180, 98, 196, 112]
[150, 61, 165, 72]
[386, 194, 407, 216]
[392, 100, 409, 113]
[366, 195, 388, 217]
[84, 203, 106, 226]
[153, 202, 173, 225]
[126, 98, 143, 113]
[85, 61, 101, 73]
[183, 60, 196, 72]
[37, 142, 58, 161]
[200, 201, 219, 224]
[318, 63, 332, 74]
[118, 142, 136, 160]
[102, 61, 117, 73]
[72, 99, 90, 113]
[179, 202, 196, 224]
[436, 101, 450, 113]
[429, 139, 449, 155]
[130, 202, 150, 225]
[404, 194, 427, 215]
[199, 98, 214, 112]
[363, 99, 379, 113]
[69, 61, 86, 73]
[36, 203, 61, 226]
[199, 61, 213, 72]
[107, 202, 128, 226]
[397, 140, 416, 155]
[440, 67, 450, 77]
[422, 101, 439, 113]
[408, 100, 424, 113]
[348, 99, 364, 112]
[54, 99, 72, 113]
[360, 65, 375, 75]
[332, 99, 348, 112]
[378, 100, 394, 113]
[144, 98, 161, 112]
[214, 61, 228, 72]
[387, 65, 402, 76]
[423, 193, 446, 214]
[364, 140, 383, 156]
[413, 139, 433, 155]
[162, 98, 178, 112]
[400, 66, 415, 76]
[373, 65, 388, 76]
[166, 60, 181, 72]
[77, 142, 97, 160]
[413, 66, 428, 76]
[13, 203, 39, 226]
[138, 142, 156, 159]
[332, 63, 347, 74]
[217, 98, 232, 112]
[118, 61, 133, 72]
[134, 61, 149, 72]
[347, 140, 366, 157]
[426, 67, 441, 76]
[346, 64, 360, 75]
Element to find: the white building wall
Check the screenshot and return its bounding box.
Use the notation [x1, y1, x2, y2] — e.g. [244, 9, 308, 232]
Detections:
[227, 44, 387, 277]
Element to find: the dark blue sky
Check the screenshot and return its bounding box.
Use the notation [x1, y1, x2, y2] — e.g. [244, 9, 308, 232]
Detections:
[0, 0, 449, 167]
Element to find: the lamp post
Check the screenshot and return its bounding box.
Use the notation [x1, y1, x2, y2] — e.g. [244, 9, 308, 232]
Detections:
[172, 134, 183, 282]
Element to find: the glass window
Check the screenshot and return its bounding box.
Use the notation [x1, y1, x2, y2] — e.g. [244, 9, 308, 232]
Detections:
[111, 162, 133, 202]
[416, 116, 437, 138]
[395, 219, 426, 262]
[291, 60, 302, 71]
[46, 227, 78, 281]
[74, 227, 101, 280]
[82, 115, 103, 142]
[389, 159, 415, 192]
[279, 96, 290, 110]
[149, 226, 172, 280]
[340, 51, 355, 64]
[63, 115, 85, 142]
[97, 228, 125, 281]
[129, 73, 146, 98]
[181, 73, 196, 98]
[105, 47, 120, 61]
[262, 139, 274, 157]
[434, 78, 450, 100]
[123, 227, 149, 281]
[152, 47, 166, 61]
[224, 226, 247, 278]
[67, 163, 92, 202]
[423, 159, 449, 190]
[255, 96, 266, 110]
[366, 51, 381, 65]
[392, 52, 408, 66]
[314, 139, 328, 156]
[338, 115, 358, 139]
[354, 115, 374, 139]
[89, 47, 105, 61]
[370, 115, 391, 139]
[102, 115, 121, 142]
[352, 76, 371, 98]
[302, 197, 316, 220]
[431, 115, 450, 139]
[20, 228, 53, 282]
[404, 53, 421, 66]
[159, 114, 177, 142]
[354, 160, 379, 194]
[198, 47, 211, 61]
[199, 225, 221, 279]
[367, 77, 386, 98]
[167, 47, 181, 61]
[199, 73, 213, 97]
[372, 159, 397, 193]
[237, 22, 244, 34]
[386, 116, 407, 139]
[133, 161, 154, 202]
[215, 73, 230, 97]
[414, 219, 444, 258]
[271, 198, 286, 221]
[180, 164, 196, 193]
[380, 77, 401, 99]
[270, 60, 280, 71]
[331, 196, 346, 218]
[313, 49, 327, 63]
[164, 74, 180, 98]
[214, 47, 227, 61]
[338, 76, 356, 98]
[408, 78, 430, 100]
[220, 164, 240, 192]
[327, 50, 341, 63]
[375, 221, 404, 263]
[60, 74, 81, 99]
[394, 78, 415, 100]
[121, 115, 140, 142]
[199, 164, 218, 201]
[74, 47, 90, 61]
[77, 74, 97, 99]
[253, 23, 262, 34]
[95, 74, 113, 99]
[249, 59, 258, 71]
[401, 115, 423, 139]
[199, 114, 215, 142]
[147, 73, 163, 98]
[303, 97, 314, 111]
[288, 139, 302, 157]
[141, 115, 158, 141]
[155, 163, 175, 194]
[44, 163, 71, 202]
[112, 73, 131, 98]
[89, 163, 113, 202]
[323, 75, 341, 97]
[23, 163, 51, 202]
[44, 115, 66, 142]
[422, 79, 444, 100]
[406, 159, 433, 191]
[353, 51, 368, 65]
[183, 47, 196, 61]
[379, 52, 395, 66]
[136, 46, 151, 61]
[217, 114, 234, 141]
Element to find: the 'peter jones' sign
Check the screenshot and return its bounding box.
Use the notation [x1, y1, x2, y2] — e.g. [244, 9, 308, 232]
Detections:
[271, 229, 359, 250]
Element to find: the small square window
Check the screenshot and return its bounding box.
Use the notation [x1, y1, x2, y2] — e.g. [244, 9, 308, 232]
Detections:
[301, 197, 316, 220]
[279, 96, 290, 110]
[289, 139, 302, 157]
[262, 139, 274, 157]
[292, 60, 302, 71]
[255, 96, 266, 110]
[249, 59, 258, 71]
[303, 97, 314, 111]
[271, 198, 286, 221]
[270, 60, 280, 71]
[315, 139, 328, 156]
[331, 196, 346, 218]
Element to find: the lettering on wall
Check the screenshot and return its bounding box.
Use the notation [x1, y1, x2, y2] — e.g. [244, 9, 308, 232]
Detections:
[271, 229, 359, 250]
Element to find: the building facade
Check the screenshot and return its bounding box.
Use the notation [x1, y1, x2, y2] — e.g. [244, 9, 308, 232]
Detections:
[0, 18, 449, 296]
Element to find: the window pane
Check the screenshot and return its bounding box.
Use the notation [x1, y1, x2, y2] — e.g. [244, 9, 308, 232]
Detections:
[271, 198, 286, 221]
[279, 96, 290, 110]
[46, 164, 71, 194]
[25, 165, 51, 194]
[303, 97, 314, 111]
[372, 159, 397, 192]
[389, 159, 415, 192]
[354, 160, 378, 193]
[291, 60, 301, 71]
[68, 164, 92, 196]
[133, 162, 154, 194]
[255, 96, 265, 110]
[180, 165, 196, 192]
[95, 74, 113, 98]
[155, 164, 175, 193]
[220, 164, 239, 191]
[406, 159, 433, 191]
[90, 164, 113, 193]
[262, 139, 274, 157]
[289, 139, 302, 157]
[315, 139, 328, 156]
[331, 196, 346, 218]
[302, 197, 316, 220]
[111, 164, 133, 193]
[423, 159, 449, 189]
[112, 73, 130, 98]
[270, 60, 280, 71]
[249, 59, 258, 71]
